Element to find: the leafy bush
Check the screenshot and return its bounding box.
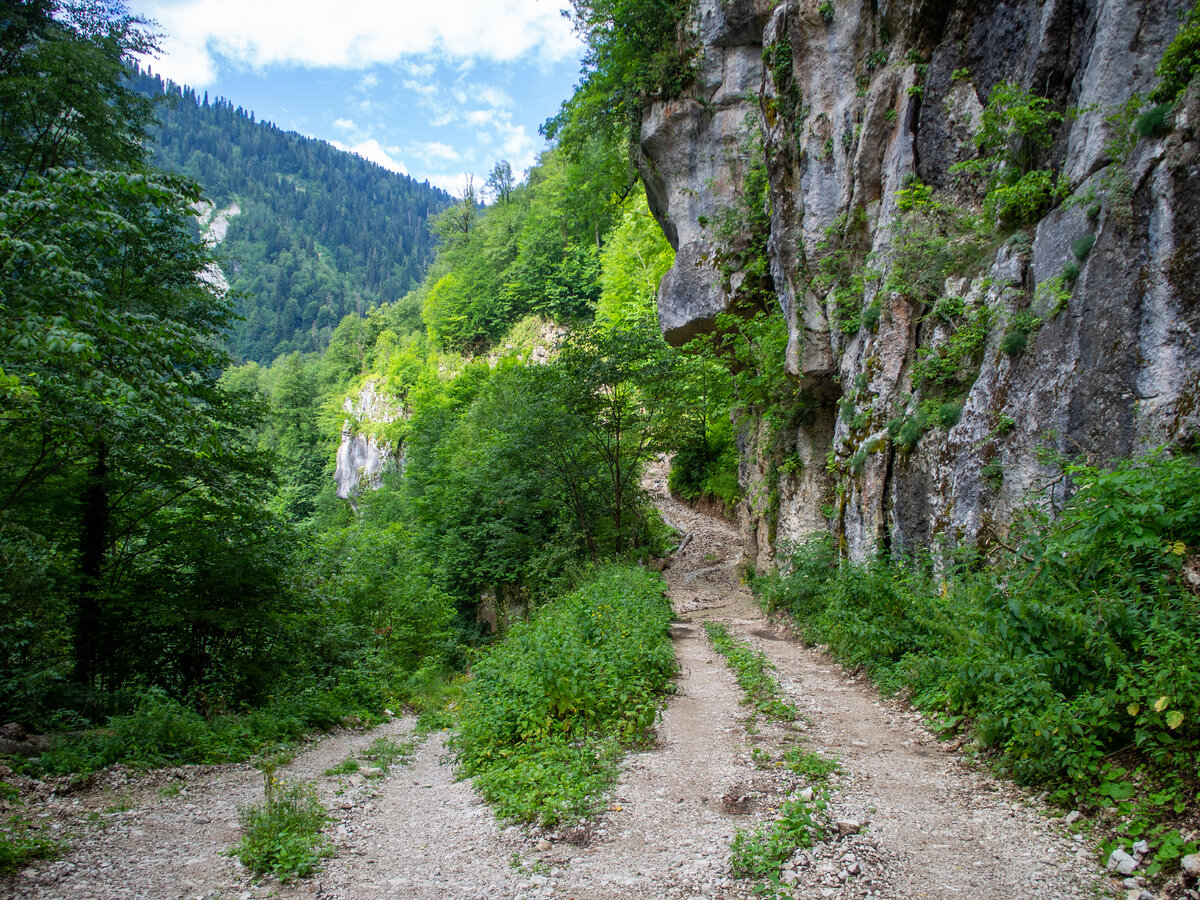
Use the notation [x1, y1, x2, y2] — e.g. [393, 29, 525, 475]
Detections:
[669, 418, 742, 509]
[1151, 1, 1200, 104]
[951, 82, 1064, 228]
[453, 565, 674, 825]
[986, 169, 1061, 227]
[230, 776, 330, 881]
[33, 682, 390, 776]
[911, 304, 992, 394]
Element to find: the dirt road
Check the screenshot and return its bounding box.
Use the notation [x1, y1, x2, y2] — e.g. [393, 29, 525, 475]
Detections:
[3, 470, 1111, 900]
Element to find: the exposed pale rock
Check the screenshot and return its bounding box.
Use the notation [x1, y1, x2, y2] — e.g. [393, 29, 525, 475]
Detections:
[1107, 848, 1138, 875]
[639, 0, 1198, 566]
[334, 378, 403, 499]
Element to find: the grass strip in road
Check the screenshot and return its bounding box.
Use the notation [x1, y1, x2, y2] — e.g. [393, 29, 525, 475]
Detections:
[704, 622, 796, 722]
[453, 563, 675, 826]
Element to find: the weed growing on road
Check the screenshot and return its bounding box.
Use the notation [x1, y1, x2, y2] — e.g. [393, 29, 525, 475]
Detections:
[323, 757, 360, 776]
[229, 775, 330, 882]
[783, 747, 839, 783]
[362, 736, 416, 773]
[704, 623, 796, 722]
[730, 792, 829, 894]
[324, 736, 417, 779]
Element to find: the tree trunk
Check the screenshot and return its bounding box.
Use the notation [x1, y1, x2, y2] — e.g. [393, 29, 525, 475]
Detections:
[74, 440, 109, 686]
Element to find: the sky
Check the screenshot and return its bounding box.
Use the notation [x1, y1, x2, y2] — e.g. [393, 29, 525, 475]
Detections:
[128, 0, 587, 195]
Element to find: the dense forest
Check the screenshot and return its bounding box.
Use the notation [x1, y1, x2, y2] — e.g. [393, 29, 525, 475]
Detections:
[2, 0, 1199, 889]
[130, 68, 451, 362]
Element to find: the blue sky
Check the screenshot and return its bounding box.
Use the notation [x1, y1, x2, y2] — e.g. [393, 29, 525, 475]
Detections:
[128, 0, 587, 194]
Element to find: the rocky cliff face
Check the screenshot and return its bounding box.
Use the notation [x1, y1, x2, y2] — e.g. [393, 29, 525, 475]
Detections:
[641, 0, 1199, 567]
[334, 379, 402, 499]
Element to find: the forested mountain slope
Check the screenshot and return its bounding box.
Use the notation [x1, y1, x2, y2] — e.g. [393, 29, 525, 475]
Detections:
[131, 69, 452, 362]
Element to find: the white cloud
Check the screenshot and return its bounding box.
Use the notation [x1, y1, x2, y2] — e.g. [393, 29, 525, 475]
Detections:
[135, 0, 580, 87]
[465, 108, 499, 126]
[412, 141, 461, 163]
[332, 117, 357, 131]
[330, 138, 409, 174]
[357, 72, 379, 90]
[402, 78, 439, 98]
[423, 171, 476, 195]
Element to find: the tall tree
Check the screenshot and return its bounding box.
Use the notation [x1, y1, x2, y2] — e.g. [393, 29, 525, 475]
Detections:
[0, 1, 290, 710]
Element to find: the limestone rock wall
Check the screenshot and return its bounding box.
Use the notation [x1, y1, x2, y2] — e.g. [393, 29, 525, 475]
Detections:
[334, 379, 402, 499]
[641, 0, 1199, 567]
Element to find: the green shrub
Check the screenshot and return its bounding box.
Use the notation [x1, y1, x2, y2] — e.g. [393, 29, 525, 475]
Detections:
[912, 303, 992, 394]
[730, 793, 828, 886]
[950, 82, 1065, 228]
[1135, 103, 1174, 137]
[1071, 234, 1096, 260]
[453, 565, 674, 825]
[668, 418, 742, 509]
[818, 1, 835, 23]
[230, 777, 330, 881]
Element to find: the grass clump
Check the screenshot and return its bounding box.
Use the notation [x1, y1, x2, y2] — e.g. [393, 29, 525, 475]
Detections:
[230, 776, 330, 882]
[452, 564, 674, 825]
[323, 757, 360, 777]
[704, 623, 796, 721]
[1071, 234, 1096, 260]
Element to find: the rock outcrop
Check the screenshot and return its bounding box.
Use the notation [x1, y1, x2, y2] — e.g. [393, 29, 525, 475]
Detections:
[334, 379, 402, 499]
[641, 0, 1199, 567]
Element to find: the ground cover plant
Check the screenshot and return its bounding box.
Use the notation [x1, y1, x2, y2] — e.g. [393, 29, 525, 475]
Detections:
[756, 450, 1200, 874]
[452, 564, 675, 825]
[708, 625, 833, 897]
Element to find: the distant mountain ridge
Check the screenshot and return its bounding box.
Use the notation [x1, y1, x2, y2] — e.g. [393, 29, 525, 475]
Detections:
[132, 68, 453, 363]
